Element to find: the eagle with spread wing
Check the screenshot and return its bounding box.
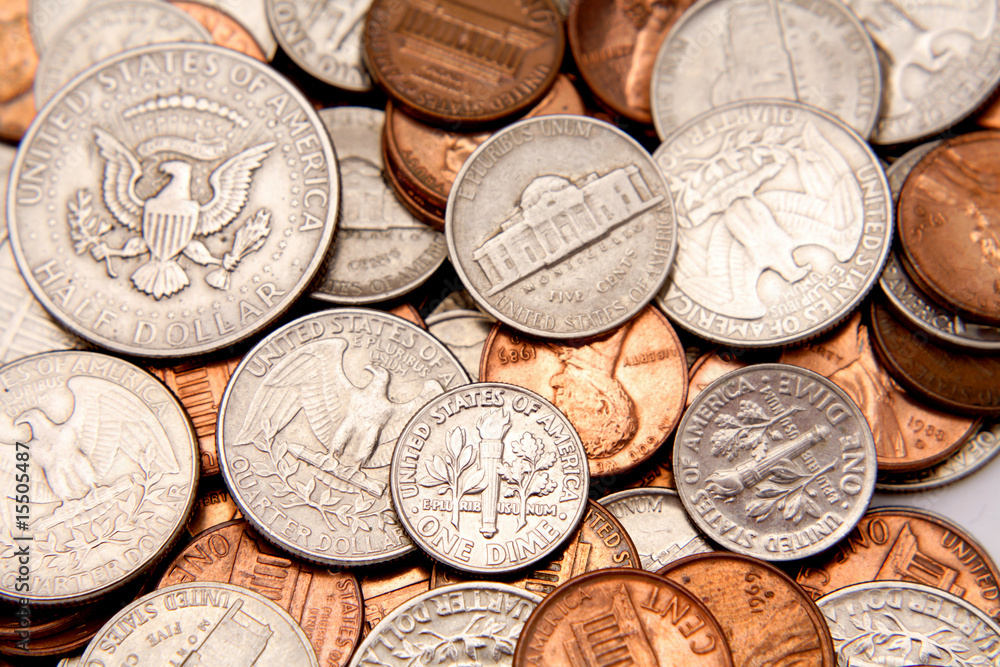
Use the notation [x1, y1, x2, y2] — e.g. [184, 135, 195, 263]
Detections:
[92, 127, 275, 299]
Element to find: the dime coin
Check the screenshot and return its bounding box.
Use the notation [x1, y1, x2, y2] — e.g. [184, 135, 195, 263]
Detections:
[0, 0, 36, 105]
[447, 115, 678, 339]
[600, 487, 712, 571]
[173, 1, 268, 61]
[197, 0, 278, 59]
[363, 0, 565, 127]
[157, 519, 364, 667]
[658, 552, 836, 667]
[816, 581, 1000, 665]
[674, 364, 878, 561]
[796, 507, 1000, 620]
[33, 0, 213, 108]
[267, 0, 373, 91]
[650, 0, 880, 140]
[513, 569, 734, 667]
[349, 583, 541, 667]
[357, 553, 433, 637]
[654, 100, 892, 347]
[390, 382, 589, 574]
[425, 309, 495, 381]
[877, 420, 1000, 492]
[8, 43, 339, 358]
[0, 350, 198, 606]
[311, 107, 447, 305]
[218, 308, 469, 566]
[80, 582, 319, 665]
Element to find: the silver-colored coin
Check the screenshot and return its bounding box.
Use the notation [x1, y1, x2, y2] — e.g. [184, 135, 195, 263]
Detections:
[650, 0, 881, 140]
[446, 115, 678, 339]
[0, 350, 198, 605]
[33, 0, 213, 108]
[599, 487, 712, 571]
[877, 420, 1000, 492]
[311, 107, 446, 304]
[674, 364, 877, 561]
[1, 143, 15, 245]
[425, 309, 495, 381]
[28, 0, 121, 55]
[266, 0, 373, 92]
[817, 581, 1000, 665]
[80, 582, 318, 665]
[654, 100, 892, 347]
[390, 382, 590, 573]
[196, 0, 279, 59]
[845, 0, 1000, 144]
[56, 657, 81, 667]
[218, 308, 469, 567]
[8, 43, 339, 358]
[348, 582, 540, 667]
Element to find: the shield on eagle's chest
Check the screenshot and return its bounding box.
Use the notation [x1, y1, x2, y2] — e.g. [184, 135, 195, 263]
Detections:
[143, 198, 200, 262]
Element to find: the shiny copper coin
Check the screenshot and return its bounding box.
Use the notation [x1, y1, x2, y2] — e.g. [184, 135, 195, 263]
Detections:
[364, 0, 565, 127]
[621, 440, 675, 489]
[898, 131, 1000, 326]
[780, 312, 979, 472]
[172, 1, 267, 61]
[658, 553, 836, 667]
[431, 500, 640, 593]
[687, 350, 753, 408]
[0, 0, 35, 103]
[184, 481, 244, 539]
[513, 569, 734, 667]
[978, 95, 1000, 129]
[870, 300, 1000, 416]
[158, 519, 364, 666]
[358, 553, 433, 637]
[0, 605, 90, 642]
[388, 302, 426, 328]
[382, 129, 447, 230]
[0, 87, 34, 143]
[481, 306, 688, 477]
[795, 507, 1000, 621]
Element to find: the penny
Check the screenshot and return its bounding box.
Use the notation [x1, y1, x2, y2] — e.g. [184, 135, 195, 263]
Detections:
[620, 442, 676, 489]
[7, 43, 339, 358]
[390, 382, 590, 574]
[0, 0, 36, 104]
[779, 312, 980, 472]
[80, 582, 319, 665]
[897, 132, 1000, 326]
[980, 95, 1000, 129]
[184, 481, 243, 538]
[513, 569, 734, 667]
[796, 507, 1000, 621]
[267, 0, 373, 91]
[0, 90, 33, 143]
[33, 0, 213, 108]
[658, 552, 836, 667]
[349, 583, 541, 667]
[870, 300, 1000, 416]
[388, 302, 426, 329]
[687, 350, 754, 407]
[311, 107, 447, 305]
[381, 137, 447, 230]
[431, 500, 640, 594]
[357, 553, 433, 637]
[878, 420, 1000, 492]
[0, 603, 91, 642]
[654, 99, 892, 347]
[363, 0, 565, 127]
[425, 309, 495, 381]
[447, 115, 678, 339]
[218, 308, 469, 566]
[196, 0, 278, 59]
[600, 487, 712, 571]
[0, 350, 198, 606]
[157, 519, 364, 667]
[816, 581, 1000, 665]
[173, 0, 268, 61]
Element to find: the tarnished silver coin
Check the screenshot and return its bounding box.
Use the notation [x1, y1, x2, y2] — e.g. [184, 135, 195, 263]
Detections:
[654, 100, 892, 347]
[878, 420, 1000, 492]
[446, 115, 678, 339]
[197, 0, 279, 59]
[80, 582, 318, 665]
[674, 364, 877, 561]
[218, 308, 469, 566]
[844, 0, 1000, 145]
[425, 309, 495, 381]
[311, 107, 446, 304]
[390, 382, 589, 574]
[599, 487, 712, 571]
[349, 582, 540, 667]
[0, 143, 16, 245]
[650, 0, 881, 140]
[0, 350, 198, 605]
[266, 0, 372, 91]
[28, 0, 121, 54]
[817, 581, 1000, 665]
[8, 43, 338, 358]
[34, 0, 213, 108]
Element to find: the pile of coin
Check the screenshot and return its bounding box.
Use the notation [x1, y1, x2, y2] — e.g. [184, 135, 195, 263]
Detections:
[1, 0, 1000, 665]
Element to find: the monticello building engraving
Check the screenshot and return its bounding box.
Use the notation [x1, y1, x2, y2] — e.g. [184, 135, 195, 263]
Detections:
[473, 166, 663, 295]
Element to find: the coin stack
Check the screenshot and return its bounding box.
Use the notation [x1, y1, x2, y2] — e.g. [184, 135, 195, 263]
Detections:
[1, 0, 999, 665]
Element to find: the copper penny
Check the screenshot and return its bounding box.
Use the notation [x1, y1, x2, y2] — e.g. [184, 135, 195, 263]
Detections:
[172, 0, 267, 61]
[357, 553, 434, 637]
[0, 604, 90, 642]
[0, 86, 34, 143]
[870, 299, 1000, 416]
[898, 131, 1000, 326]
[388, 302, 427, 328]
[795, 506, 1000, 622]
[979, 95, 1000, 129]
[363, 0, 565, 127]
[183, 480, 244, 539]
[480, 306, 688, 477]
[430, 499, 640, 594]
[157, 519, 364, 666]
[513, 569, 734, 667]
[779, 312, 979, 472]
[382, 128, 447, 230]
[686, 350, 755, 408]
[0, 0, 35, 104]
[620, 439, 676, 489]
[658, 553, 836, 667]
[568, 0, 692, 124]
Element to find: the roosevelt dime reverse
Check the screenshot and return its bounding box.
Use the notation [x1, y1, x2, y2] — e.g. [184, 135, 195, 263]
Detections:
[8, 43, 338, 358]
